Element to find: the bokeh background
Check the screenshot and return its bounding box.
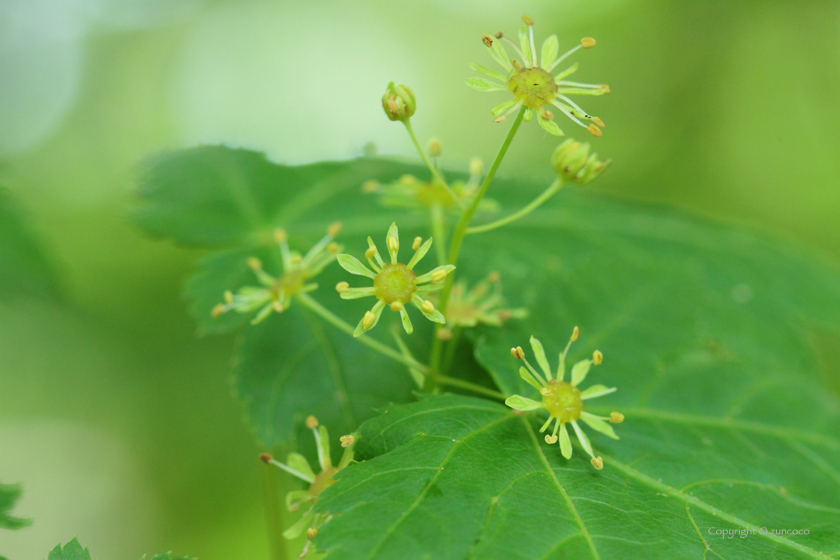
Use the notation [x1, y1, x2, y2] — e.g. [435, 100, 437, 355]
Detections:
[1, 1, 838, 558]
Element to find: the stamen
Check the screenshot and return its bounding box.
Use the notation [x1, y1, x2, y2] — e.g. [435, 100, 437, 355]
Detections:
[431, 268, 448, 283]
[539, 416, 553, 432]
[211, 304, 226, 318]
[610, 412, 624, 424]
[259, 453, 273, 464]
[340, 434, 355, 448]
[521, 14, 534, 26]
[335, 281, 350, 293]
[494, 31, 504, 39]
[545, 433, 558, 444]
[305, 416, 319, 429]
[581, 37, 596, 49]
[511, 346, 525, 359]
[469, 157, 483, 178]
[365, 246, 377, 259]
[387, 236, 399, 253]
[593, 350, 603, 364]
[487, 271, 500, 282]
[437, 328, 453, 340]
[272, 301, 285, 313]
[306, 528, 318, 540]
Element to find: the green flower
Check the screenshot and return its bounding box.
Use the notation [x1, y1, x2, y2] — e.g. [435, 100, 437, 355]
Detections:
[260, 415, 357, 558]
[361, 159, 499, 213]
[336, 223, 454, 336]
[467, 15, 609, 137]
[436, 272, 527, 339]
[505, 327, 623, 470]
[551, 139, 611, 185]
[212, 223, 342, 324]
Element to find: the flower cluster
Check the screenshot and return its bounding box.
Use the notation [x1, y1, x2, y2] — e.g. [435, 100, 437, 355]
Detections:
[467, 15, 609, 137]
[336, 223, 454, 336]
[505, 327, 623, 470]
[212, 223, 341, 324]
[261, 415, 357, 558]
[436, 272, 527, 339]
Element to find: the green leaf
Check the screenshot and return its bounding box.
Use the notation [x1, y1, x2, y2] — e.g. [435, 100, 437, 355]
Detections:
[46, 539, 91, 560]
[315, 394, 840, 559]
[0, 482, 30, 529]
[0, 186, 59, 300]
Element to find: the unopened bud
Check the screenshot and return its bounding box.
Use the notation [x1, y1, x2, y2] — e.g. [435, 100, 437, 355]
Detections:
[412, 236, 422, 251]
[305, 415, 319, 429]
[335, 281, 350, 293]
[511, 346, 525, 360]
[340, 434, 355, 448]
[381, 81, 416, 122]
[581, 37, 596, 49]
[327, 221, 342, 237]
[551, 139, 609, 185]
[427, 138, 441, 157]
[522, 14, 534, 26]
[591, 456, 604, 470]
[593, 350, 603, 365]
[610, 412, 624, 424]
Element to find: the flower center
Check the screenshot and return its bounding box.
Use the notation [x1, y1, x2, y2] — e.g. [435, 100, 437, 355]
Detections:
[542, 380, 583, 423]
[373, 263, 417, 304]
[273, 269, 306, 298]
[508, 66, 558, 109]
[415, 180, 458, 209]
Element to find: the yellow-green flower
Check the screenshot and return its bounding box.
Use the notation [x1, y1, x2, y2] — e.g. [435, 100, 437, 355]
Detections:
[436, 272, 527, 338]
[261, 415, 357, 559]
[336, 223, 454, 336]
[361, 159, 499, 213]
[505, 327, 623, 470]
[212, 223, 342, 324]
[467, 15, 609, 137]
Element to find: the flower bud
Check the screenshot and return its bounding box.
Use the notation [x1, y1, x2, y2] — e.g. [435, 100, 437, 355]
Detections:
[551, 139, 611, 185]
[382, 81, 416, 122]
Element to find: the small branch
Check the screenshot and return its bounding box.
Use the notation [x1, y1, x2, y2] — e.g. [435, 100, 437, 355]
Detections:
[403, 120, 466, 210]
[437, 375, 506, 400]
[467, 179, 563, 234]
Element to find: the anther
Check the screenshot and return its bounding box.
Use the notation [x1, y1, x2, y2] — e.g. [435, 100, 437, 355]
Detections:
[545, 434, 558, 444]
[211, 304, 226, 318]
[511, 346, 525, 360]
[306, 528, 318, 540]
[494, 31, 504, 39]
[482, 34, 494, 47]
[610, 412, 624, 424]
[327, 221, 342, 237]
[431, 268, 448, 283]
[412, 236, 422, 251]
[365, 246, 377, 259]
[493, 116, 506, 124]
[487, 272, 500, 282]
[335, 281, 350, 293]
[390, 301, 404, 312]
[362, 311, 376, 329]
[598, 84, 611, 93]
[540, 387, 550, 396]
[327, 242, 340, 254]
[340, 434, 355, 448]
[522, 14, 534, 26]
[259, 453, 274, 464]
[305, 416, 319, 429]
[224, 290, 233, 304]
[591, 456, 604, 470]
[291, 255, 302, 265]
[469, 157, 483, 177]
[593, 116, 605, 128]
[272, 301, 285, 313]
[437, 328, 453, 341]
[512, 59, 521, 70]
[361, 179, 379, 193]
[274, 228, 288, 243]
[387, 236, 399, 253]
[427, 138, 441, 157]
[593, 350, 603, 365]
[497, 310, 512, 322]
[542, 109, 554, 121]
[247, 257, 262, 271]
[581, 37, 596, 49]
[420, 300, 435, 314]
[571, 326, 580, 341]
[587, 124, 603, 137]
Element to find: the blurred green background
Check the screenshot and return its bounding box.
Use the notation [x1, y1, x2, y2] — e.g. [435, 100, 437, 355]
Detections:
[1, 1, 838, 559]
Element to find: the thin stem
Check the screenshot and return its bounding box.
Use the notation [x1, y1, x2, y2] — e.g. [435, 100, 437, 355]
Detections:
[430, 204, 447, 265]
[297, 293, 428, 373]
[437, 375, 506, 400]
[467, 178, 563, 234]
[402, 120, 466, 209]
[424, 106, 527, 392]
[261, 458, 287, 560]
[440, 326, 462, 375]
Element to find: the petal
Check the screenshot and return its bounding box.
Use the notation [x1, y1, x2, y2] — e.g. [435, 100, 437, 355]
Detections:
[250, 302, 274, 324]
[337, 254, 376, 278]
[284, 490, 313, 510]
[469, 61, 509, 83]
[541, 34, 559, 68]
[538, 113, 564, 136]
[416, 264, 456, 284]
[580, 384, 617, 400]
[504, 395, 545, 411]
[466, 77, 506, 92]
[316, 425, 332, 469]
[559, 423, 573, 459]
[353, 300, 386, 337]
[554, 62, 578, 81]
[529, 336, 552, 379]
[581, 412, 619, 440]
[340, 287, 377, 300]
[518, 25, 533, 66]
[286, 452, 316, 481]
[571, 359, 592, 386]
[399, 308, 414, 334]
[519, 366, 544, 391]
[523, 108, 533, 122]
[484, 38, 512, 71]
[407, 237, 433, 270]
[491, 98, 519, 117]
[571, 420, 594, 458]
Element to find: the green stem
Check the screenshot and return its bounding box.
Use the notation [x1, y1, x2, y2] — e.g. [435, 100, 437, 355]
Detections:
[467, 178, 563, 234]
[403, 120, 465, 209]
[440, 326, 462, 376]
[297, 293, 428, 373]
[424, 106, 527, 392]
[430, 204, 447, 265]
[261, 458, 287, 560]
[437, 375, 506, 400]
